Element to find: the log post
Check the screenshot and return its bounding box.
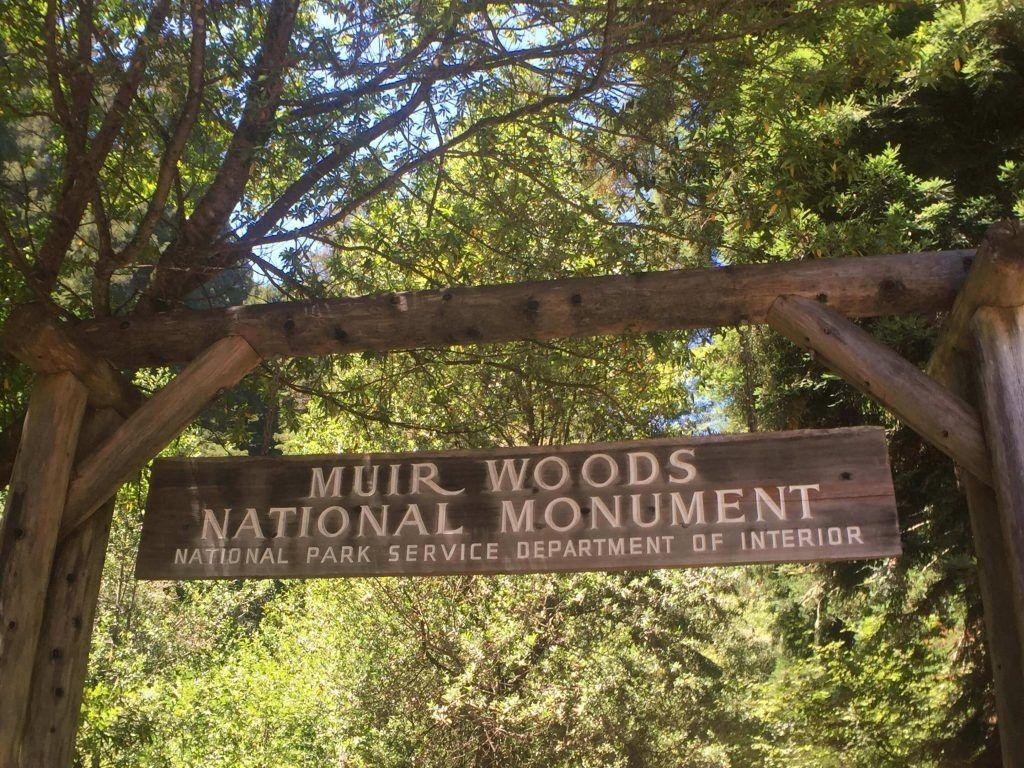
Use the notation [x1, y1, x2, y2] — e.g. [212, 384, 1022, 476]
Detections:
[21, 409, 123, 768]
[928, 342, 1024, 765]
[0, 373, 88, 768]
[972, 305, 1024, 669]
[766, 294, 991, 484]
[772, 269, 1024, 760]
[16, 336, 258, 764]
[963, 476, 1024, 764]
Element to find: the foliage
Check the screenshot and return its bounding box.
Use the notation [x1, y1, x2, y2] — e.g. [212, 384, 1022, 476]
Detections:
[1, 0, 1022, 766]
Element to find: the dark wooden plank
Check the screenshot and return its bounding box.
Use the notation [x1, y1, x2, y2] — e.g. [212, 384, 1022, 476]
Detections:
[136, 427, 901, 580]
[75, 250, 973, 368]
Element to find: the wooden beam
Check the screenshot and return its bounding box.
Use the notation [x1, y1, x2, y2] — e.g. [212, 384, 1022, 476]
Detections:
[0, 373, 88, 768]
[767, 294, 991, 485]
[69, 249, 973, 368]
[59, 336, 262, 537]
[22, 409, 123, 768]
[972, 305, 1024, 672]
[1, 303, 145, 417]
[929, 221, 1024, 384]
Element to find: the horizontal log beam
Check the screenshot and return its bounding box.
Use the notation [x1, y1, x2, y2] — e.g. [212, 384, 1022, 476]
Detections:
[69, 249, 974, 367]
[929, 221, 1024, 384]
[767, 294, 992, 486]
[2, 303, 145, 416]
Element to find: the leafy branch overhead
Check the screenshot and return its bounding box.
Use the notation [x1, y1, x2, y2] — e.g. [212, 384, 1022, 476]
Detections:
[1, 0, 811, 317]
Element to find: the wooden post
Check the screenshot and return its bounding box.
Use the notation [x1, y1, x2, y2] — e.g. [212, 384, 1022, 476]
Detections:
[766, 294, 991, 484]
[972, 305, 1024, 668]
[931, 336, 1024, 766]
[0, 373, 88, 768]
[772, 265, 1024, 760]
[925, 221, 1024, 763]
[13, 336, 257, 764]
[21, 409, 123, 768]
[962, 475, 1024, 765]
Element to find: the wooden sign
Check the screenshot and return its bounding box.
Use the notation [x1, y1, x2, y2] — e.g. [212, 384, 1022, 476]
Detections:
[135, 426, 901, 580]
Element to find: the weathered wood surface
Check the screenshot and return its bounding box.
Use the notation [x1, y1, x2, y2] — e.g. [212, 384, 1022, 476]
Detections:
[60, 336, 262, 538]
[22, 409, 123, 768]
[0, 373, 87, 768]
[0, 419, 20, 491]
[1, 303, 145, 417]
[928, 343, 1024, 767]
[768, 294, 991, 485]
[137, 427, 900, 580]
[963, 476, 1024, 765]
[70, 249, 973, 368]
[972, 305, 1024, 669]
[930, 221, 1024, 385]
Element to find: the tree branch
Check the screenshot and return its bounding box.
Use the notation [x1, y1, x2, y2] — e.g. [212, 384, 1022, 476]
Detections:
[138, 0, 300, 313]
[33, 0, 172, 292]
[105, 0, 207, 295]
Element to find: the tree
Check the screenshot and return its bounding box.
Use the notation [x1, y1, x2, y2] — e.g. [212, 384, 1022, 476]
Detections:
[621, 1, 1023, 762]
[0, 0, 810, 313]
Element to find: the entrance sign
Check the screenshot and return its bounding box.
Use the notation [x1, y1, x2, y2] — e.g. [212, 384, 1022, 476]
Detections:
[136, 426, 900, 579]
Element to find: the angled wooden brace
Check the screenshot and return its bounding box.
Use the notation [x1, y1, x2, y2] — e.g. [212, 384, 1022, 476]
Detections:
[766, 293, 991, 485]
[60, 335, 262, 539]
[2, 307, 260, 766]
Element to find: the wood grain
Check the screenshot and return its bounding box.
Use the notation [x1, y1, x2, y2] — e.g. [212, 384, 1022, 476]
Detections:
[1, 303, 144, 417]
[930, 221, 1024, 385]
[0, 373, 87, 768]
[972, 305, 1024, 673]
[71, 249, 973, 368]
[22, 409, 123, 768]
[60, 336, 261, 537]
[136, 427, 900, 580]
[768, 294, 991, 485]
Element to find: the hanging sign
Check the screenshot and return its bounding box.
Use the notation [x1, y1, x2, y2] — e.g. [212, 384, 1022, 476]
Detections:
[135, 426, 901, 580]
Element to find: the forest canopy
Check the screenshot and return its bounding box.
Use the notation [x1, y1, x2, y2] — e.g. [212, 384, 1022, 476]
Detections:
[1, 0, 1024, 765]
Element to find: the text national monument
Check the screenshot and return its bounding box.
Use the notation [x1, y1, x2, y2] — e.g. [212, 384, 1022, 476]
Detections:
[136, 426, 901, 580]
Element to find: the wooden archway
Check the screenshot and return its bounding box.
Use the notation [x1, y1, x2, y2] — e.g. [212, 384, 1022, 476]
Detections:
[1, 221, 1022, 765]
